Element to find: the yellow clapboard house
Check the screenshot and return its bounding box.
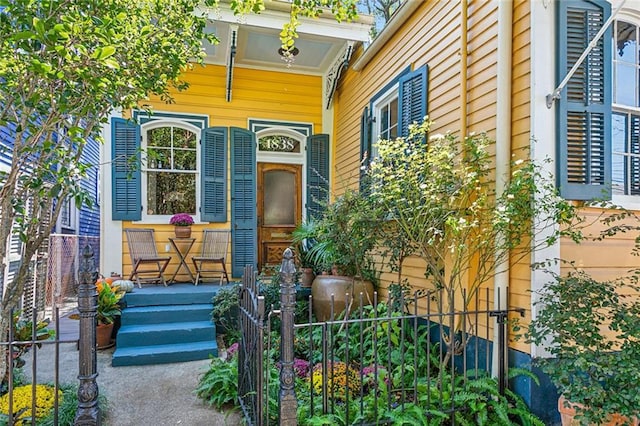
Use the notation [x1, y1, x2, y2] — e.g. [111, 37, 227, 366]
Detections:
[100, 1, 640, 420]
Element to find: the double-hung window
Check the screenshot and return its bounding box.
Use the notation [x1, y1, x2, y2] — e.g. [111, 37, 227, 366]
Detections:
[111, 112, 227, 223]
[360, 64, 428, 171]
[612, 20, 640, 197]
[143, 124, 199, 218]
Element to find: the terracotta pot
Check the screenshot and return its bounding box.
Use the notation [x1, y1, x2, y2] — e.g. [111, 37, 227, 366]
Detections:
[174, 226, 192, 238]
[96, 322, 114, 349]
[311, 275, 374, 321]
[558, 395, 639, 426]
[300, 268, 315, 288]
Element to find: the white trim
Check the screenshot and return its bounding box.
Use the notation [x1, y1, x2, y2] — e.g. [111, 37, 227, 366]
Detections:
[140, 120, 201, 223]
[201, 2, 372, 42]
[100, 110, 123, 277]
[611, 11, 640, 205]
[530, 0, 560, 359]
[371, 83, 399, 158]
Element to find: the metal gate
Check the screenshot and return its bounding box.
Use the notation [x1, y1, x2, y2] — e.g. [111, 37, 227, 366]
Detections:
[238, 265, 266, 426]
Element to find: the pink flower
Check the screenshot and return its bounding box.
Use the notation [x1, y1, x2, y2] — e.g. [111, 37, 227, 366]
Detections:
[169, 213, 194, 226]
[226, 342, 239, 358]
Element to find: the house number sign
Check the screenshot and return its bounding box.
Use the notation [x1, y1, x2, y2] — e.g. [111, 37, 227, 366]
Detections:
[258, 135, 300, 153]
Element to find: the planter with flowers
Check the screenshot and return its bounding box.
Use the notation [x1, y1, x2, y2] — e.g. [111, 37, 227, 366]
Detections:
[170, 213, 194, 238]
[96, 279, 125, 349]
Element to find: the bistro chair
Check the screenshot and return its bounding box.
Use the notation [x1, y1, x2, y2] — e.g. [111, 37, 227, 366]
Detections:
[192, 229, 230, 286]
[125, 228, 172, 288]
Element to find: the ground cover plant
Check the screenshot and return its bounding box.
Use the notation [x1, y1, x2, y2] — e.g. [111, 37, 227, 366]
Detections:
[197, 297, 543, 425]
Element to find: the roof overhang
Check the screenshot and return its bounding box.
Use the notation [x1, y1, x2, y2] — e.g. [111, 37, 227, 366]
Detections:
[198, 0, 373, 75]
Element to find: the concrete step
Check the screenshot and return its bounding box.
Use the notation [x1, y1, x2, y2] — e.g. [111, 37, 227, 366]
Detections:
[121, 304, 212, 326]
[116, 321, 216, 347]
[123, 285, 218, 308]
[112, 340, 218, 366]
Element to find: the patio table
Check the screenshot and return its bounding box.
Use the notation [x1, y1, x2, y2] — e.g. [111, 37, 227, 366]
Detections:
[168, 237, 196, 283]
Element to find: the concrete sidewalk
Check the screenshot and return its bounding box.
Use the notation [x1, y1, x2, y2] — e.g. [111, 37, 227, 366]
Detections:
[23, 314, 241, 425]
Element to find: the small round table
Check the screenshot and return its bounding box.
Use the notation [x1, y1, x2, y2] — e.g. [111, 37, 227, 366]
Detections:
[168, 237, 196, 283]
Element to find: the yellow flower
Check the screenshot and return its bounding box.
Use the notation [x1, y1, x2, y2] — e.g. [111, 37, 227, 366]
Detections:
[0, 384, 62, 425]
[309, 361, 360, 401]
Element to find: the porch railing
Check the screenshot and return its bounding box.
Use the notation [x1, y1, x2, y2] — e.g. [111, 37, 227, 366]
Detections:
[238, 248, 525, 425]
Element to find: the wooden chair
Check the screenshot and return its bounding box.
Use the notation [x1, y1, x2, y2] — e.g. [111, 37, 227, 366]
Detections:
[192, 230, 230, 286]
[125, 228, 171, 288]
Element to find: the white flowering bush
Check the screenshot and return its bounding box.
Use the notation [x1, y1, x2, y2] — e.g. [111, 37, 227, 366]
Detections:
[366, 119, 581, 315]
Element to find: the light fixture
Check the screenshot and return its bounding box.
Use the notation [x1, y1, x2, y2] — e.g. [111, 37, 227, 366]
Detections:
[278, 46, 299, 68]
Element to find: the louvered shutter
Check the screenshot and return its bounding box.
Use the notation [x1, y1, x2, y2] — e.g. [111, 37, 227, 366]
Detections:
[201, 127, 227, 222]
[230, 127, 256, 277]
[359, 106, 372, 189]
[111, 117, 141, 220]
[306, 134, 330, 220]
[557, 0, 612, 200]
[398, 65, 428, 137]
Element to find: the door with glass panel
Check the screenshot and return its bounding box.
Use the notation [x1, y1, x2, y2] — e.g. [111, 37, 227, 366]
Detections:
[257, 163, 302, 271]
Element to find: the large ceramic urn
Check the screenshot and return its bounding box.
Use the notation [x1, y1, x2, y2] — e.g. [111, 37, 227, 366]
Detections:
[311, 275, 374, 321]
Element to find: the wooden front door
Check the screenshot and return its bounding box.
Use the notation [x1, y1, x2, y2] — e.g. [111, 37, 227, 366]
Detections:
[257, 163, 302, 271]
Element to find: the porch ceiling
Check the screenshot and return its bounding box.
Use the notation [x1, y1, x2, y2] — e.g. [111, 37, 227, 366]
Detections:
[201, 1, 373, 75]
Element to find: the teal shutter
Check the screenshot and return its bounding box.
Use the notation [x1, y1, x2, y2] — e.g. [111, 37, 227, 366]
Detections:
[306, 134, 330, 220]
[556, 0, 611, 200]
[230, 127, 256, 277]
[359, 106, 372, 189]
[398, 65, 428, 137]
[111, 117, 141, 220]
[201, 127, 227, 222]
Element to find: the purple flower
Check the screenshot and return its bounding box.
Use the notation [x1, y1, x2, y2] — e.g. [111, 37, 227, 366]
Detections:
[170, 213, 194, 226]
[226, 342, 239, 358]
[293, 358, 310, 378]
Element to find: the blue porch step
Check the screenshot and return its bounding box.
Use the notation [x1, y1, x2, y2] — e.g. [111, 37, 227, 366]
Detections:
[112, 341, 218, 367]
[121, 304, 213, 325]
[112, 283, 224, 367]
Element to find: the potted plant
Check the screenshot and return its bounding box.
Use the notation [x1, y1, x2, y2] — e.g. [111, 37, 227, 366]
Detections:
[527, 270, 640, 425]
[96, 279, 125, 348]
[170, 213, 194, 238]
[292, 220, 319, 288]
[306, 188, 384, 320]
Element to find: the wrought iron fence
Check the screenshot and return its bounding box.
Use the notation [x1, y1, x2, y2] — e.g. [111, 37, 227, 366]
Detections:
[238, 249, 526, 425]
[1, 244, 101, 425]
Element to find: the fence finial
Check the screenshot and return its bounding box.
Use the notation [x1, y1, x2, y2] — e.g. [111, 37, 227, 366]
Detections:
[278, 247, 297, 424]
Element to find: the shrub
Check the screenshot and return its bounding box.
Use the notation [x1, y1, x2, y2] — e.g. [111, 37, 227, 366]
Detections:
[196, 355, 238, 409]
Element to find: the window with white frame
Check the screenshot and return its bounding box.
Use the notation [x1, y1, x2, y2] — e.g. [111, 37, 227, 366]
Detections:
[371, 86, 399, 159]
[143, 124, 199, 217]
[613, 20, 640, 196]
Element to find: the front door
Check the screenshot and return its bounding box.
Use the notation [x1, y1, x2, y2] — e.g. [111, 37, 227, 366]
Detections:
[257, 162, 302, 271]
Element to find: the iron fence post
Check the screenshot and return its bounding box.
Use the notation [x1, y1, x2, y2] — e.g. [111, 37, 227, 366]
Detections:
[279, 248, 297, 425]
[489, 309, 509, 396]
[74, 244, 100, 425]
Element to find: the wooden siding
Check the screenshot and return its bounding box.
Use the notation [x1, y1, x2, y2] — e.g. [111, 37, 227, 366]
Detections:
[509, 0, 532, 353]
[121, 64, 324, 279]
[334, 0, 532, 352]
[561, 207, 640, 280]
[79, 132, 101, 237]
